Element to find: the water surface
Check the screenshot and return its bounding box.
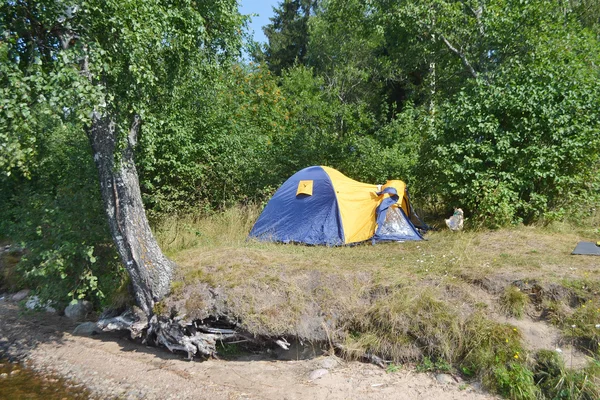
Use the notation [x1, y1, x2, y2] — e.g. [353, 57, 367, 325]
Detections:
[0, 358, 91, 399]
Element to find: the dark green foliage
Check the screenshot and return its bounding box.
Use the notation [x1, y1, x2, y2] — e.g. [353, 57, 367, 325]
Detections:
[415, 2, 600, 226]
[0, 124, 123, 307]
[261, 0, 319, 75]
[419, 55, 600, 226]
[137, 64, 287, 214]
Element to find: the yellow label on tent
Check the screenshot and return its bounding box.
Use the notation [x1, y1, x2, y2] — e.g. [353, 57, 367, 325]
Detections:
[296, 180, 313, 196]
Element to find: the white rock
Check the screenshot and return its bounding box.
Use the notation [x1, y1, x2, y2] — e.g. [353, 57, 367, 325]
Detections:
[25, 295, 42, 310]
[435, 373, 455, 385]
[65, 300, 93, 321]
[25, 295, 56, 313]
[320, 356, 340, 369]
[73, 322, 100, 336]
[11, 289, 30, 302]
[308, 368, 329, 381]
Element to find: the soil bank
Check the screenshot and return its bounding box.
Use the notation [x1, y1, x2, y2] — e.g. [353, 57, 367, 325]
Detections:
[0, 300, 499, 400]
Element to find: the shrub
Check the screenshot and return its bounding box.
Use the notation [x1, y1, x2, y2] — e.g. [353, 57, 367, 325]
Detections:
[0, 124, 124, 308]
[534, 350, 600, 400]
[417, 27, 600, 227]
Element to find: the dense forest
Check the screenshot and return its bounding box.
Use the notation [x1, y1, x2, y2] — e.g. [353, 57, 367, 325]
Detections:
[1, 0, 599, 305]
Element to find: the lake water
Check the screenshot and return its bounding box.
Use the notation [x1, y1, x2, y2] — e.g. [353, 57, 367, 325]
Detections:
[0, 358, 91, 399]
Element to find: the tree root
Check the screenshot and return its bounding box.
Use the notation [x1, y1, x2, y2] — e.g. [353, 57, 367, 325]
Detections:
[333, 343, 388, 369]
[97, 309, 384, 367]
[147, 315, 240, 359]
[97, 307, 243, 359]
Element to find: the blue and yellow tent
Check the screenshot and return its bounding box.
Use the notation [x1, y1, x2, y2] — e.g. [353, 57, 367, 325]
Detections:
[249, 166, 424, 245]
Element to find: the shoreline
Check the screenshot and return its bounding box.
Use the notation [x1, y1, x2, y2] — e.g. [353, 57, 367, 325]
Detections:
[0, 300, 498, 400]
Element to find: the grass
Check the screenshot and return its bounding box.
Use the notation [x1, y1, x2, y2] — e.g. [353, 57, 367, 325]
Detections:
[154, 205, 600, 399]
[534, 350, 600, 400]
[500, 286, 530, 318]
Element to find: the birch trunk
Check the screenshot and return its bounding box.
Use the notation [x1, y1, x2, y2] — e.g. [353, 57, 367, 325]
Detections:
[89, 113, 174, 316]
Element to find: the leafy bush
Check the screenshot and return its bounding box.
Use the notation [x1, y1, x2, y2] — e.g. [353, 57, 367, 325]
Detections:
[137, 64, 284, 216]
[493, 363, 539, 400]
[417, 12, 600, 227]
[0, 123, 124, 307]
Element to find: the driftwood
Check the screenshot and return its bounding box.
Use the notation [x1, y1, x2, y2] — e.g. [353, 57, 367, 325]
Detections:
[97, 308, 244, 359]
[147, 315, 240, 359]
[97, 307, 148, 338]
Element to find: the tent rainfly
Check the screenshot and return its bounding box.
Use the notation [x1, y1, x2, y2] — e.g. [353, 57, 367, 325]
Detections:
[249, 166, 426, 245]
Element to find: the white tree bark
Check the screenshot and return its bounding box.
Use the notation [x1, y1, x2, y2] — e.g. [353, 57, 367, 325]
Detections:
[89, 114, 174, 316]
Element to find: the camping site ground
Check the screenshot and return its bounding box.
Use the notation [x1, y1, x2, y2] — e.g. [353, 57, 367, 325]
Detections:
[153, 206, 600, 399]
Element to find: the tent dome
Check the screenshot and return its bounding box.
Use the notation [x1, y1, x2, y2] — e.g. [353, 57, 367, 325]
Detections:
[249, 166, 424, 245]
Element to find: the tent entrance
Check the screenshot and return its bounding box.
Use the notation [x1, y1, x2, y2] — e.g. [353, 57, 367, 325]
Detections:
[374, 206, 423, 242]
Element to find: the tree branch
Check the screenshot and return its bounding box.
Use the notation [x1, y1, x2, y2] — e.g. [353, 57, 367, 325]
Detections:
[439, 34, 479, 80]
[461, 0, 485, 36]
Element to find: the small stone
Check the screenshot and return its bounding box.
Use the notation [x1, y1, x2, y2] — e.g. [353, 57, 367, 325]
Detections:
[435, 373, 455, 385]
[10, 369, 20, 375]
[0, 373, 7, 379]
[11, 289, 30, 302]
[24, 295, 57, 313]
[65, 300, 93, 321]
[25, 295, 42, 310]
[320, 356, 340, 369]
[73, 322, 100, 336]
[308, 368, 329, 381]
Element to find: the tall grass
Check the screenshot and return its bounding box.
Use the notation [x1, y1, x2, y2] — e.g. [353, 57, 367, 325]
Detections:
[155, 205, 262, 254]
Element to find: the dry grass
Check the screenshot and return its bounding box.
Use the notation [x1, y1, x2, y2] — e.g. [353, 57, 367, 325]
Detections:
[156, 205, 599, 333]
[155, 205, 600, 398]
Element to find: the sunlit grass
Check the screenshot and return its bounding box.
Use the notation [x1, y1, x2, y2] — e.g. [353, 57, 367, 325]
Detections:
[154, 205, 600, 398]
[156, 206, 599, 290]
